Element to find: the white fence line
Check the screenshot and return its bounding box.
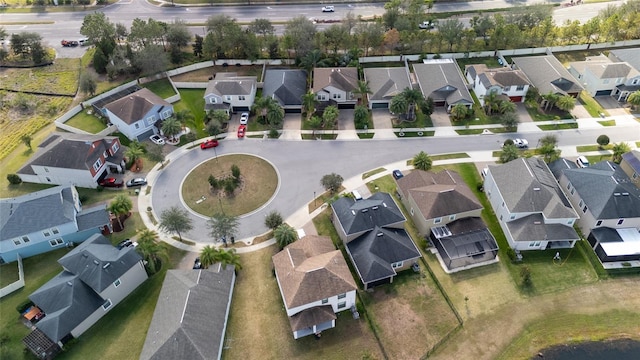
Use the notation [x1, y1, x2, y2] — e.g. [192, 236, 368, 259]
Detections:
[166, 61, 214, 77]
[0, 255, 25, 299]
[172, 82, 208, 89]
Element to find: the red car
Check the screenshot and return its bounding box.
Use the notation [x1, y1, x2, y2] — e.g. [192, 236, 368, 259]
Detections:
[200, 139, 219, 149]
[99, 177, 124, 188]
[237, 125, 246, 138]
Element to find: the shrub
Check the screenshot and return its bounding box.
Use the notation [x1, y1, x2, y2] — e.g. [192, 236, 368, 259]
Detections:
[503, 139, 514, 147]
[506, 248, 517, 262]
[520, 265, 532, 287]
[208, 175, 219, 189]
[269, 129, 279, 138]
[596, 134, 610, 148]
[264, 210, 283, 230]
[16, 300, 34, 314]
[7, 174, 22, 185]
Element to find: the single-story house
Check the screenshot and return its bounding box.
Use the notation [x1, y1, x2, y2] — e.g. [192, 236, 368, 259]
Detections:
[0, 186, 110, 264]
[312, 67, 359, 108]
[568, 54, 640, 98]
[511, 55, 584, 98]
[413, 59, 473, 111]
[465, 64, 530, 105]
[203, 72, 257, 114]
[272, 235, 357, 339]
[262, 69, 307, 113]
[363, 67, 412, 109]
[103, 88, 174, 141]
[17, 133, 125, 189]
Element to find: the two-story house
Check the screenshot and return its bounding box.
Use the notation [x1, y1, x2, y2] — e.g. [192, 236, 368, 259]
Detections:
[621, 150, 640, 187]
[608, 48, 640, 101]
[312, 67, 359, 108]
[17, 133, 125, 189]
[549, 159, 640, 268]
[23, 234, 148, 359]
[273, 235, 357, 339]
[203, 72, 257, 114]
[103, 88, 174, 142]
[568, 54, 640, 98]
[465, 64, 531, 105]
[0, 186, 110, 263]
[484, 157, 580, 251]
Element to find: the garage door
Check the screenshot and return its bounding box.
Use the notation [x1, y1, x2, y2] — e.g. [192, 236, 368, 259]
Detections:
[595, 90, 612, 96]
[371, 102, 389, 109]
[509, 96, 523, 102]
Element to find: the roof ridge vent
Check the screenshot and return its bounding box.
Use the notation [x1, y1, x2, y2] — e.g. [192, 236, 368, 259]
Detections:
[67, 281, 73, 286]
[376, 232, 384, 237]
[362, 209, 369, 213]
[372, 206, 379, 210]
[103, 263, 110, 269]
[351, 210, 356, 215]
[93, 260, 99, 265]
[533, 187, 541, 191]
[622, 192, 629, 196]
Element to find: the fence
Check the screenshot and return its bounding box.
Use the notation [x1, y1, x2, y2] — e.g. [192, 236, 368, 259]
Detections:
[0, 255, 25, 299]
[165, 61, 215, 77]
[81, 80, 138, 108]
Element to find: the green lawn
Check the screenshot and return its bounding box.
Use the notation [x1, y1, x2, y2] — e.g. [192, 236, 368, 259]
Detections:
[579, 92, 609, 118]
[142, 78, 176, 99]
[395, 130, 435, 137]
[597, 120, 616, 126]
[174, 88, 207, 138]
[64, 110, 107, 134]
[538, 123, 579, 130]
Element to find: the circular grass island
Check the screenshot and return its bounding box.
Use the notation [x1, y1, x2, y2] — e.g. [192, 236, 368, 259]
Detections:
[181, 154, 278, 217]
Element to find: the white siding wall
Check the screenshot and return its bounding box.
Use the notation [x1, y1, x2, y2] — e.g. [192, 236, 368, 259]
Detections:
[285, 290, 356, 317]
[98, 261, 148, 304]
[27, 166, 98, 189]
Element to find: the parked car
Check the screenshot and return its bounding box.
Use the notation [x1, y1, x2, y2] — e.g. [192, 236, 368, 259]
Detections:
[150, 134, 165, 145]
[237, 125, 246, 138]
[512, 138, 529, 148]
[126, 178, 147, 187]
[239, 112, 249, 125]
[78, 38, 89, 46]
[99, 177, 123, 188]
[200, 139, 219, 149]
[481, 168, 489, 179]
[116, 239, 138, 250]
[322, 5, 335, 12]
[392, 170, 404, 180]
[61, 40, 79, 47]
[576, 156, 590, 168]
[193, 257, 202, 269]
[418, 21, 434, 29]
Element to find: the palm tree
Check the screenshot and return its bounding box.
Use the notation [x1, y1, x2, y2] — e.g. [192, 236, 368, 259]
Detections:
[218, 248, 242, 270]
[124, 140, 144, 165]
[413, 151, 432, 171]
[274, 223, 298, 249]
[498, 100, 516, 114]
[390, 95, 408, 119]
[483, 92, 499, 115]
[354, 105, 370, 129]
[542, 92, 559, 111]
[627, 90, 640, 110]
[136, 229, 167, 275]
[611, 142, 631, 164]
[538, 144, 561, 163]
[556, 95, 576, 113]
[308, 116, 322, 136]
[108, 194, 132, 230]
[161, 117, 182, 140]
[174, 109, 194, 126]
[200, 245, 219, 269]
[266, 101, 284, 128]
[300, 49, 323, 83]
[302, 92, 317, 120]
[322, 105, 339, 128]
[252, 96, 272, 123]
[450, 103, 469, 122]
[500, 112, 519, 131]
[353, 80, 372, 107]
[539, 134, 558, 148]
[400, 87, 423, 121]
[499, 144, 520, 163]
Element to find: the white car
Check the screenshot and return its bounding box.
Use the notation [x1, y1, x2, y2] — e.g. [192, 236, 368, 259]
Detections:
[240, 112, 249, 125]
[576, 156, 590, 168]
[150, 134, 165, 145]
[322, 5, 335, 12]
[512, 138, 529, 148]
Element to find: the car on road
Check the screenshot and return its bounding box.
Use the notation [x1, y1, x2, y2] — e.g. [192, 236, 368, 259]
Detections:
[237, 125, 246, 138]
[239, 112, 249, 125]
[322, 5, 335, 12]
[99, 177, 123, 188]
[200, 139, 219, 149]
[576, 156, 590, 168]
[512, 138, 529, 148]
[150, 134, 165, 145]
[126, 178, 147, 187]
[392, 170, 404, 179]
[61, 40, 79, 47]
[78, 38, 89, 46]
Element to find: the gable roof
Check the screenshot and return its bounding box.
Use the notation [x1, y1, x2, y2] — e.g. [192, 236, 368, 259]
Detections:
[413, 59, 473, 105]
[363, 67, 412, 102]
[570, 55, 640, 80]
[562, 161, 640, 219]
[312, 67, 358, 93]
[346, 226, 421, 284]
[139, 265, 235, 360]
[18, 133, 123, 174]
[75, 205, 110, 232]
[622, 150, 640, 173]
[466, 64, 530, 88]
[512, 55, 583, 95]
[332, 192, 406, 238]
[204, 75, 256, 97]
[396, 169, 483, 219]
[103, 88, 170, 124]
[57, 234, 143, 293]
[609, 48, 640, 73]
[506, 213, 580, 242]
[289, 305, 336, 332]
[272, 235, 356, 309]
[489, 157, 578, 219]
[262, 69, 307, 107]
[0, 186, 78, 241]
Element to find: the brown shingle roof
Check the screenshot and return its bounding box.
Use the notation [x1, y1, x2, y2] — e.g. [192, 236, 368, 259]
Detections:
[273, 235, 356, 309]
[312, 67, 359, 93]
[103, 88, 170, 125]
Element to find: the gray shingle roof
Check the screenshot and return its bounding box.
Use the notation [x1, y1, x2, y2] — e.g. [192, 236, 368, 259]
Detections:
[57, 234, 143, 293]
[506, 213, 580, 242]
[562, 161, 640, 219]
[547, 157, 578, 179]
[347, 226, 421, 284]
[139, 265, 235, 360]
[1, 186, 77, 241]
[609, 48, 640, 72]
[288, 305, 336, 332]
[466, 64, 530, 88]
[363, 67, 412, 102]
[512, 55, 583, 95]
[204, 75, 256, 97]
[262, 69, 307, 107]
[332, 192, 406, 238]
[489, 158, 578, 219]
[622, 150, 640, 172]
[103, 88, 170, 124]
[76, 205, 110, 232]
[413, 59, 473, 105]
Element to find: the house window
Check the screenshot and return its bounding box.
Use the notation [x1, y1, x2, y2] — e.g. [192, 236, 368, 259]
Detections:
[596, 220, 602, 226]
[93, 159, 102, 171]
[582, 205, 587, 213]
[333, 94, 341, 99]
[516, 85, 525, 91]
[239, 95, 246, 101]
[616, 78, 622, 84]
[566, 183, 571, 190]
[210, 98, 217, 104]
[338, 301, 346, 309]
[52, 228, 59, 235]
[112, 143, 119, 153]
[114, 279, 121, 288]
[449, 214, 456, 221]
[528, 242, 536, 247]
[103, 151, 108, 158]
[617, 219, 624, 225]
[632, 79, 639, 85]
[503, 86, 510, 92]
[391, 261, 403, 269]
[500, 215, 503, 221]
[321, 298, 328, 304]
[135, 123, 140, 129]
[46, 177, 51, 182]
[501, 201, 505, 207]
[434, 217, 442, 224]
[410, 208, 414, 216]
[43, 230, 51, 237]
[567, 219, 573, 225]
[162, 110, 172, 118]
[22, 236, 30, 243]
[13, 239, 21, 246]
[49, 238, 64, 247]
[510, 215, 516, 220]
[102, 299, 112, 311]
[570, 188, 575, 195]
[338, 293, 346, 299]
[225, 96, 232, 101]
[579, 200, 583, 208]
[634, 173, 638, 179]
[45, 167, 49, 173]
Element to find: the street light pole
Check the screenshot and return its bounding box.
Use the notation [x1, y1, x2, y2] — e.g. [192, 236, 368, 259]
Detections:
[313, 191, 316, 207]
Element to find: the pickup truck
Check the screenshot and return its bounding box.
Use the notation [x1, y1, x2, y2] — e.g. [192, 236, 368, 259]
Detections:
[418, 21, 434, 30]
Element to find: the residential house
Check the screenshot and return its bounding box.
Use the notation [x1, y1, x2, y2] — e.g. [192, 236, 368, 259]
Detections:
[0, 186, 110, 264]
[262, 69, 307, 112]
[363, 67, 412, 109]
[139, 264, 236, 360]
[396, 169, 498, 272]
[312, 67, 358, 108]
[549, 159, 640, 267]
[484, 157, 580, 251]
[103, 88, 174, 141]
[272, 235, 357, 339]
[608, 48, 640, 102]
[331, 192, 421, 289]
[17, 133, 125, 189]
[23, 234, 147, 359]
[203, 72, 257, 114]
[413, 59, 473, 111]
[567, 54, 640, 99]
[464, 64, 531, 105]
[511, 55, 584, 98]
[620, 150, 640, 187]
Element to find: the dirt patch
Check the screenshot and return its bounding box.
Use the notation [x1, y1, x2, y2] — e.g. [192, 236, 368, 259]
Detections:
[169, 65, 264, 82]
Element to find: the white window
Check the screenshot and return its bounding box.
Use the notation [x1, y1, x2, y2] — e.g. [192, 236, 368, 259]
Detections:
[103, 151, 108, 158]
[52, 228, 59, 235]
[333, 94, 341, 99]
[510, 215, 516, 220]
[22, 236, 30, 243]
[579, 200, 583, 208]
[616, 78, 622, 84]
[338, 293, 346, 299]
[43, 230, 51, 237]
[102, 299, 112, 310]
[49, 238, 64, 247]
[225, 96, 232, 101]
[46, 177, 51, 182]
[617, 219, 624, 225]
[596, 220, 602, 226]
[449, 214, 456, 221]
[162, 110, 172, 118]
[567, 219, 573, 225]
[146, 116, 155, 123]
[112, 143, 119, 153]
[114, 279, 121, 287]
[338, 301, 346, 309]
[434, 217, 442, 224]
[582, 205, 587, 213]
[135, 123, 140, 129]
[239, 95, 246, 101]
[632, 79, 639, 85]
[391, 261, 403, 269]
[503, 86, 510, 92]
[13, 239, 21, 246]
[93, 159, 102, 171]
[210, 98, 217, 104]
[501, 201, 505, 207]
[516, 85, 525, 91]
[321, 298, 328, 304]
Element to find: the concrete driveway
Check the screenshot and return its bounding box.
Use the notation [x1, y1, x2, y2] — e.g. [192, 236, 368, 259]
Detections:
[595, 96, 630, 116]
[431, 108, 452, 127]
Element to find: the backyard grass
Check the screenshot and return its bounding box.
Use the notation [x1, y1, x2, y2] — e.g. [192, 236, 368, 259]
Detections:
[181, 154, 278, 217]
[64, 110, 107, 133]
[169, 65, 263, 82]
[578, 91, 609, 118]
[173, 88, 207, 138]
[142, 78, 176, 99]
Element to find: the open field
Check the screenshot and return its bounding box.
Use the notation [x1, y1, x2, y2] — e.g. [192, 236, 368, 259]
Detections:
[169, 65, 263, 83]
[0, 59, 80, 95]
